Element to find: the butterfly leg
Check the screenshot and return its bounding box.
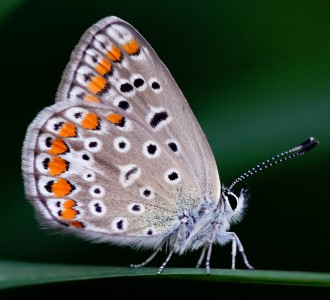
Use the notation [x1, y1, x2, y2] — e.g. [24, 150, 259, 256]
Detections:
[205, 223, 220, 274]
[157, 220, 188, 274]
[195, 243, 207, 268]
[130, 247, 162, 268]
[157, 248, 174, 274]
[226, 232, 254, 270]
[231, 235, 237, 269]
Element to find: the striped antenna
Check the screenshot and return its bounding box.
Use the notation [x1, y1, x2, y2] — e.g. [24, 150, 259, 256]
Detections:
[229, 137, 319, 191]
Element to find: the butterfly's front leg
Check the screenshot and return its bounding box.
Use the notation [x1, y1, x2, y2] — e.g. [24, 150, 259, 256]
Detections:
[219, 232, 254, 270]
[231, 235, 237, 269]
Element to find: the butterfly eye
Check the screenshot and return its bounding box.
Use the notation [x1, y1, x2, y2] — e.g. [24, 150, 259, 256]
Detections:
[226, 192, 238, 211]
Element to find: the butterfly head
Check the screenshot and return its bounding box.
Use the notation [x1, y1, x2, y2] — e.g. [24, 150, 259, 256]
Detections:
[220, 184, 249, 224]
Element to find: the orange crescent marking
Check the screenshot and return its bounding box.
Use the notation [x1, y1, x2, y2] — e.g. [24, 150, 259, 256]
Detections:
[87, 75, 108, 94]
[59, 122, 77, 138]
[61, 199, 78, 220]
[106, 113, 123, 125]
[84, 94, 100, 102]
[96, 57, 112, 75]
[69, 221, 84, 228]
[122, 39, 140, 55]
[52, 178, 73, 197]
[48, 138, 68, 155]
[48, 156, 68, 176]
[106, 45, 121, 62]
[81, 112, 99, 130]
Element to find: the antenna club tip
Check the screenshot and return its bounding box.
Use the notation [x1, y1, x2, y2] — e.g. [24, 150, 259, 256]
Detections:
[299, 137, 320, 152]
[311, 137, 320, 144]
[308, 137, 319, 144]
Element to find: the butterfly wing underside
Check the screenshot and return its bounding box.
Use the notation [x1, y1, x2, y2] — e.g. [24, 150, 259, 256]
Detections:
[22, 16, 220, 248]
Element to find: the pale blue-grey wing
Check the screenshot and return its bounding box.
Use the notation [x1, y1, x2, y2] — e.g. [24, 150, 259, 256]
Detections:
[56, 16, 220, 204]
[22, 100, 205, 249]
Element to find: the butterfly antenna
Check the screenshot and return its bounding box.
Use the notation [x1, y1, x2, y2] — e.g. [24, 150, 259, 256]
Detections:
[229, 137, 319, 191]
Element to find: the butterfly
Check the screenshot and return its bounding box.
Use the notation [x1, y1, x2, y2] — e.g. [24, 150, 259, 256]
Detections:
[21, 16, 319, 274]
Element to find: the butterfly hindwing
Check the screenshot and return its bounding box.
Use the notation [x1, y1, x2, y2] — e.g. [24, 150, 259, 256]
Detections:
[22, 99, 207, 247]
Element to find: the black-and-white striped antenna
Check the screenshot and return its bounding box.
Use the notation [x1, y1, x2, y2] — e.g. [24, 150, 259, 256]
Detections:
[229, 137, 319, 191]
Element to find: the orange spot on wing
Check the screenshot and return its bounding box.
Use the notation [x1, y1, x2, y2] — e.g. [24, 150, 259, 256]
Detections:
[59, 122, 77, 138]
[106, 45, 122, 62]
[96, 58, 112, 76]
[122, 39, 140, 55]
[84, 94, 100, 102]
[69, 221, 84, 228]
[48, 138, 68, 155]
[87, 75, 108, 94]
[61, 199, 78, 220]
[81, 112, 100, 130]
[106, 113, 123, 125]
[52, 178, 74, 197]
[48, 156, 68, 176]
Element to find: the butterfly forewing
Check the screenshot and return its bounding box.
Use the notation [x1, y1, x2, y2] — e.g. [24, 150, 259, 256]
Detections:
[22, 16, 220, 249]
[56, 16, 220, 203]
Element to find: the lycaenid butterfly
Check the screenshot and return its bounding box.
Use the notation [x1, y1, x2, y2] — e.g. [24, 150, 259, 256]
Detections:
[22, 16, 319, 273]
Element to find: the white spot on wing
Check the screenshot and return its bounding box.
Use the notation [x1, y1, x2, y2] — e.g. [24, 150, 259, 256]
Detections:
[146, 106, 172, 131]
[106, 25, 132, 44]
[35, 153, 52, 174]
[148, 77, 162, 94]
[119, 164, 141, 187]
[89, 185, 105, 198]
[82, 170, 96, 182]
[117, 78, 135, 98]
[84, 137, 102, 152]
[88, 200, 107, 216]
[113, 96, 132, 113]
[64, 107, 88, 123]
[164, 168, 181, 185]
[139, 186, 155, 200]
[127, 203, 145, 215]
[142, 140, 162, 158]
[111, 217, 128, 232]
[130, 74, 147, 92]
[114, 136, 131, 153]
[165, 139, 181, 156]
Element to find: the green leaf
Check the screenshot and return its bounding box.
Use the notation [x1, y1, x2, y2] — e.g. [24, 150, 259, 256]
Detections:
[0, 260, 329, 290]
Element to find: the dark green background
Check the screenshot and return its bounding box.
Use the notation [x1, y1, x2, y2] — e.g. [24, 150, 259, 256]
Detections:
[0, 0, 329, 295]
